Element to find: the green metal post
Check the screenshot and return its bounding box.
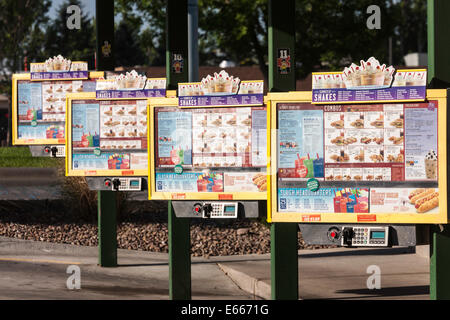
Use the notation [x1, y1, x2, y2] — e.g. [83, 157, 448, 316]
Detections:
[268, 0, 298, 300]
[427, 0, 450, 87]
[98, 191, 117, 267]
[430, 225, 450, 299]
[428, 0, 450, 300]
[166, 0, 191, 300]
[166, 0, 189, 90]
[96, 0, 117, 267]
[168, 201, 191, 300]
[271, 223, 298, 300]
[268, 0, 296, 92]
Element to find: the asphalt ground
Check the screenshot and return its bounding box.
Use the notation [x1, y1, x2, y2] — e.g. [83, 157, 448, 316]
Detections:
[0, 236, 430, 300]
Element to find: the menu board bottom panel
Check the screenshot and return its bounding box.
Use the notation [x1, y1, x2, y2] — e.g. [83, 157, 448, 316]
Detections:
[67, 169, 148, 177]
[278, 180, 438, 189]
[150, 192, 267, 201]
[270, 213, 446, 224]
[14, 139, 65, 145]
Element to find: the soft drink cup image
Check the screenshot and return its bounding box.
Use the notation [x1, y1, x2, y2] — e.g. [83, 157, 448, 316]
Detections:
[333, 197, 341, 213]
[93, 134, 100, 147]
[313, 158, 324, 177]
[197, 178, 208, 192]
[339, 197, 348, 213]
[304, 159, 314, 178]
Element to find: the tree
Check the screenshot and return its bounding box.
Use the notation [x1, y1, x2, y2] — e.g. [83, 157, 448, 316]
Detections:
[0, 0, 51, 144]
[114, 15, 146, 67]
[199, 0, 268, 75]
[42, 0, 96, 68]
[115, 0, 166, 66]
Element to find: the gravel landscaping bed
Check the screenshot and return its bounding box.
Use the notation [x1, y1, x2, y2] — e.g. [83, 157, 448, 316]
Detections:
[0, 200, 332, 257]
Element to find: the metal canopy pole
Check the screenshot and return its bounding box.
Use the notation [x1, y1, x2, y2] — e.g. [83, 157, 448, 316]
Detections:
[268, 0, 298, 300]
[188, 0, 199, 82]
[166, 0, 191, 300]
[96, 0, 117, 267]
[428, 0, 450, 299]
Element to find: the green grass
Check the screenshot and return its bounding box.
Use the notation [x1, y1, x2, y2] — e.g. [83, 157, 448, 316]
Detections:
[0, 147, 64, 168]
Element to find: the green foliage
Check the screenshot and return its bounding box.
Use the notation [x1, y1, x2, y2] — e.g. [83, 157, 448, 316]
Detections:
[0, 147, 63, 168]
[199, 0, 268, 73]
[42, 0, 96, 68]
[0, 0, 51, 97]
[115, 0, 166, 66]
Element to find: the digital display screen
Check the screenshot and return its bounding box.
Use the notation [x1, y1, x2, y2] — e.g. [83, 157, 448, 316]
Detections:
[370, 231, 385, 239]
[224, 205, 236, 213]
[130, 180, 140, 187]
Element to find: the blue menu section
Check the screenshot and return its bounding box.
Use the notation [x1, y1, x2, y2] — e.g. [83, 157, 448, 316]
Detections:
[18, 82, 42, 119]
[18, 125, 48, 139]
[72, 103, 100, 147]
[278, 109, 324, 178]
[155, 173, 200, 192]
[157, 111, 192, 165]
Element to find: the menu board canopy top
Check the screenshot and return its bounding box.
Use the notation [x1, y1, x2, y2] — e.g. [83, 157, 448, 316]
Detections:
[95, 70, 166, 100]
[30, 55, 89, 81]
[177, 71, 264, 107]
[311, 56, 427, 104]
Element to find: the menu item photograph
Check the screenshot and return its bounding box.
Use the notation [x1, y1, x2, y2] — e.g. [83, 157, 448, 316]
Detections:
[425, 150, 438, 180]
[371, 187, 439, 214]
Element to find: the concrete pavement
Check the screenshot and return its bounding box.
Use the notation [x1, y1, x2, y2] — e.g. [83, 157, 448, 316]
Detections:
[0, 236, 431, 300]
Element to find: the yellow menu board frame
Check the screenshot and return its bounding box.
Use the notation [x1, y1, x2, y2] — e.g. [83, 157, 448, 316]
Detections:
[65, 91, 177, 177]
[12, 71, 104, 145]
[147, 97, 269, 201]
[267, 90, 448, 224]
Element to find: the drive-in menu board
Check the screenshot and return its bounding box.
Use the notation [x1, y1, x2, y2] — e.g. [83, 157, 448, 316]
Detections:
[270, 90, 447, 223]
[151, 105, 267, 199]
[68, 97, 148, 175]
[13, 73, 102, 144]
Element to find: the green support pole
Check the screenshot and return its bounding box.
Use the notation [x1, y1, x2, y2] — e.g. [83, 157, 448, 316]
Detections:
[98, 191, 117, 267]
[166, 0, 191, 300]
[169, 201, 191, 300]
[427, 0, 450, 88]
[96, 0, 117, 267]
[428, 0, 450, 300]
[268, 0, 298, 300]
[166, 0, 189, 90]
[271, 223, 299, 300]
[268, 0, 296, 92]
[430, 225, 450, 299]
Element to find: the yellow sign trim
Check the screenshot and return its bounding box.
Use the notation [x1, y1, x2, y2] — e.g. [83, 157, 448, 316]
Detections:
[147, 97, 269, 201]
[267, 90, 448, 224]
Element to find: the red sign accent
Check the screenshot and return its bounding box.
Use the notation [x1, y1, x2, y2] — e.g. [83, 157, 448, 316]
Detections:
[121, 170, 134, 176]
[219, 194, 233, 200]
[84, 170, 97, 175]
[302, 215, 321, 222]
[171, 193, 186, 199]
[58, 139, 65, 143]
[357, 215, 377, 222]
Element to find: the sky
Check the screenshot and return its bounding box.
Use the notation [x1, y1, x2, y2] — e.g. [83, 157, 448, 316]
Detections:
[49, 0, 95, 19]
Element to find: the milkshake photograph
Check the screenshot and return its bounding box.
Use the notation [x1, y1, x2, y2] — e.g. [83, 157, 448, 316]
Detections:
[425, 150, 438, 180]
